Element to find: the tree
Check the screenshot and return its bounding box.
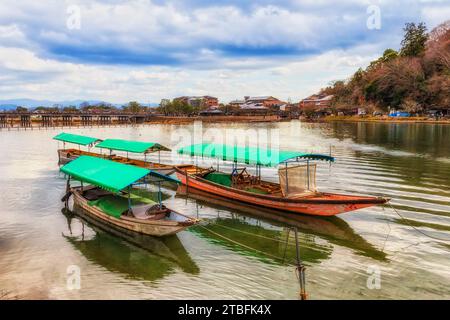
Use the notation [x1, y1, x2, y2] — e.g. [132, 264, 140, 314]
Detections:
[401, 97, 423, 114]
[62, 106, 78, 113]
[124, 101, 142, 113]
[381, 49, 399, 62]
[400, 22, 428, 57]
[15, 106, 28, 113]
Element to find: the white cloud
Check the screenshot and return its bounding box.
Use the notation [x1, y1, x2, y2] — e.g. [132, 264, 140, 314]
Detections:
[0, 0, 447, 103]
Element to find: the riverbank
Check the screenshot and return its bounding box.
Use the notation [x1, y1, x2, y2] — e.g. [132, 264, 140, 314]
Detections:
[147, 115, 280, 124]
[321, 115, 450, 124]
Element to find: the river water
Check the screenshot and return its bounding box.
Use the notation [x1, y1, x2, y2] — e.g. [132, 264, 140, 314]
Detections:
[0, 121, 449, 299]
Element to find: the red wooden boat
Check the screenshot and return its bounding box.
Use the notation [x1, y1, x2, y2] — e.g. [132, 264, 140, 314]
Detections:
[175, 144, 388, 216]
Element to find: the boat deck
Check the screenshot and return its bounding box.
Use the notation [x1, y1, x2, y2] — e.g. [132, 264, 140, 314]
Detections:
[183, 165, 287, 197]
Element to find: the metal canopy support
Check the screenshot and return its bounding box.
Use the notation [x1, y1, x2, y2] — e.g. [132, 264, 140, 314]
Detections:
[306, 160, 310, 191]
[285, 162, 289, 196]
[158, 181, 162, 208]
[127, 186, 132, 214]
[158, 150, 161, 164]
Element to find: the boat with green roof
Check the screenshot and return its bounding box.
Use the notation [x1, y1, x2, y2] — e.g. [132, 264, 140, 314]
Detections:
[61, 155, 198, 237]
[54, 132, 182, 175]
[175, 143, 388, 216]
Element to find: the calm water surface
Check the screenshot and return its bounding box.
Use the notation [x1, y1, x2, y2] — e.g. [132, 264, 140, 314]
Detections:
[0, 121, 449, 299]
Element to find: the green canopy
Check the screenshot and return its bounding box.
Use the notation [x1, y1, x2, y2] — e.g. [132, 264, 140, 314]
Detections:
[96, 139, 171, 154]
[53, 132, 101, 146]
[178, 143, 334, 167]
[60, 156, 150, 193]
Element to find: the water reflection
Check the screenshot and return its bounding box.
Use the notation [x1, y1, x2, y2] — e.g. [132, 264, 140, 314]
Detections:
[176, 186, 387, 262]
[61, 208, 199, 281]
[326, 122, 450, 158]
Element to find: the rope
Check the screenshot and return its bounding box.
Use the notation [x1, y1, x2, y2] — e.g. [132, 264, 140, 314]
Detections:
[209, 221, 298, 246]
[381, 206, 392, 252]
[197, 225, 294, 264]
[388, 203, 450, 242]
[197, 224, 307, 298]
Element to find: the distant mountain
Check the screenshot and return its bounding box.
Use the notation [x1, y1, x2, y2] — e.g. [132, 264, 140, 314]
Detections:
[0, 99, 159, 110]
[0, 104, 19, 111]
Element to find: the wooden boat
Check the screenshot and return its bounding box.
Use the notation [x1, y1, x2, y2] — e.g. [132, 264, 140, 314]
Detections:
[54, 133, 182, 175]
[175, 144, 388, 217]
[61, 155, 198, 237]
[54, 132, 102, 165]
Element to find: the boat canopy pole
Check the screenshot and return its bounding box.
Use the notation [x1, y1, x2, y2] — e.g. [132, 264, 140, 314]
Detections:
[127, 186, 132, 214]
[285, 162, 289, 196]
[158, 181, 162, 208]
[306, 160, 310, 191]
[158, 150, 161, 164]
[66, 176, 71, 192]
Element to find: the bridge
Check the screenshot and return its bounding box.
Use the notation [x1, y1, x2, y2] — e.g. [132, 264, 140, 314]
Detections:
[0, 112, 159, 129]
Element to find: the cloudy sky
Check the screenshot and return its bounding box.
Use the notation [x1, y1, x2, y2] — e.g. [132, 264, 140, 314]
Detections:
[0, 0, 448, 104]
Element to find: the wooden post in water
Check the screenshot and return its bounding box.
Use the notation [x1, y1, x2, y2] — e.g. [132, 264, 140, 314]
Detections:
[294, 228, 307, 300]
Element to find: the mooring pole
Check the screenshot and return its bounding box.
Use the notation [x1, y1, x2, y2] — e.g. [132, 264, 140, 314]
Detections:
[65, 176, 71, 208]
[294, 228, 307, 300]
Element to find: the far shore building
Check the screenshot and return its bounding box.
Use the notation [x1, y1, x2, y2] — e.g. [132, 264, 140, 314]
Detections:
[299, 94, 334, 110]
[229, 99, 246, 108]
[244, 96, 284, 108]
[174, 95, 219, 108]
[228, 96, 285, 114]
[199, 107, 224, 116]
[298, 94, 335, 116]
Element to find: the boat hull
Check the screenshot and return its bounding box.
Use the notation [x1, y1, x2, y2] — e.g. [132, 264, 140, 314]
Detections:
[175, 169, 387, 216]
[72, 190, 195, 237]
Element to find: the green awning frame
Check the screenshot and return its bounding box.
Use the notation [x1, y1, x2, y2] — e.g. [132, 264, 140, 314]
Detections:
[178, 143, 334, 167]
[60, 156, 150, 193]
[96, 139, 171, 154]
[53, 132, 101, 146]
